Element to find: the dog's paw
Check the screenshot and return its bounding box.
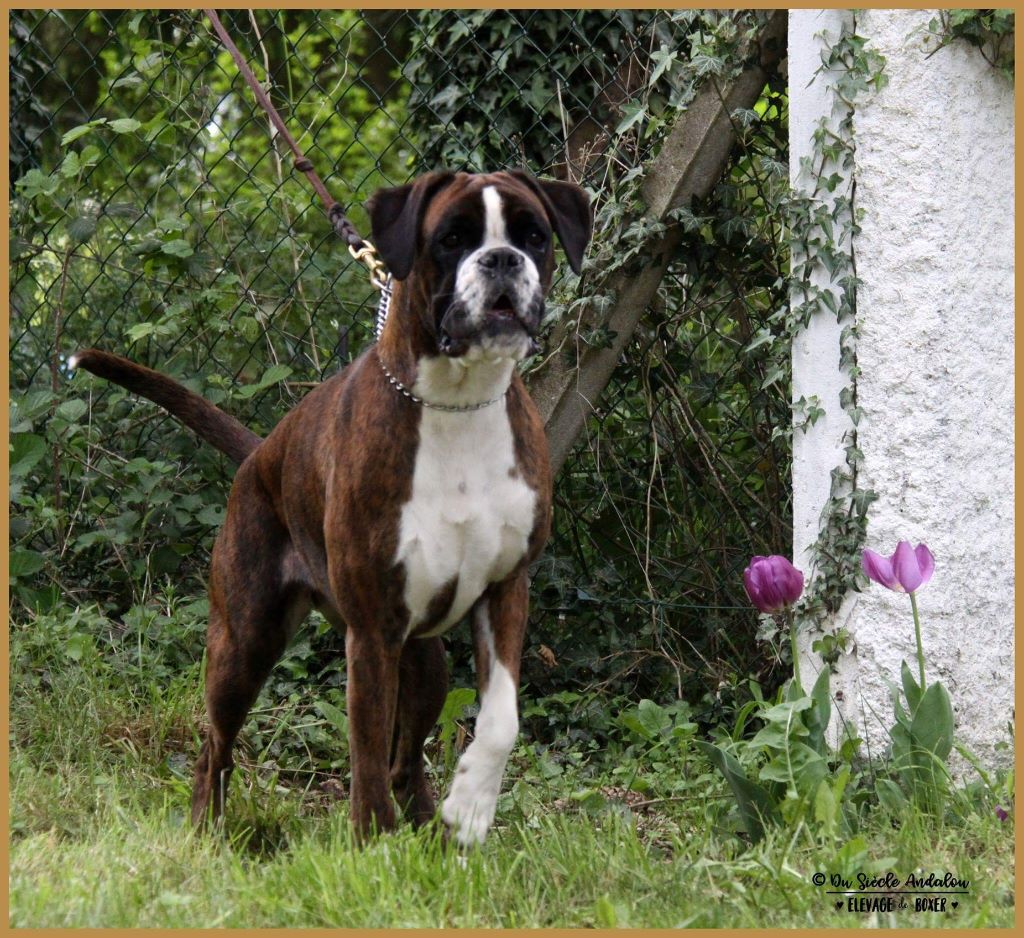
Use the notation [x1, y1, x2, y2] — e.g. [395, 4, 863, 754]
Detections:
[440, 772, 499, 846]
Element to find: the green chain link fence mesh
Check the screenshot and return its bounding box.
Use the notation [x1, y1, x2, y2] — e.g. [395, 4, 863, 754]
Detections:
[10, 9, 792, 707]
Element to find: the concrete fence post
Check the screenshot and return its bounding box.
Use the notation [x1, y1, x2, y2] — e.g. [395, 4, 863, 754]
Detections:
[789, 9, 1014, 767]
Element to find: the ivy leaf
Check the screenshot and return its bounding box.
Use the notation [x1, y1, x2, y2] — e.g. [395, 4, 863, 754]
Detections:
[648, 47, 677, 85]
[615, 103, 646, 135]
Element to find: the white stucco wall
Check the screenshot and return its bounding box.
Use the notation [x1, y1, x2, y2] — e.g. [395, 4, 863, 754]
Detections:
[790, 10, 1015, 767]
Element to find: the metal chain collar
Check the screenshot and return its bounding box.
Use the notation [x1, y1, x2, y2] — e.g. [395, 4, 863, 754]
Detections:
[374, 352, 505, 413]
[374, 276, 393, 340]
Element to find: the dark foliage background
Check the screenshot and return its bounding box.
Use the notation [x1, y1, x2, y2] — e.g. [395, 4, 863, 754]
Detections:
[10, 9, 792, 727]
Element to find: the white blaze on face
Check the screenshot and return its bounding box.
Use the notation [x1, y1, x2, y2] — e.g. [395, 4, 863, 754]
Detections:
[453, 186, 542, 354]
[482, 185, 507, 245]
[441, 603, 520, 846]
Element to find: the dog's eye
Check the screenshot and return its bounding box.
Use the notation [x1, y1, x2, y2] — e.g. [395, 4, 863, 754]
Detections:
[440, 232, 462, 250]
[526, 229, 546, 248]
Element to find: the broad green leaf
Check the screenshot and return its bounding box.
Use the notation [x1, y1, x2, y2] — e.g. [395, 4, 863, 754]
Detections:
[237, 364, 293, 397]
[696, 741, 779, 842]
[126, 322, 158, 342]
[749, 722, 788, 751]
[108, 117, 142, 134]
[875, 778, 908, 813]
[161, 238, 193, 258]
[55, 399, 88, 422]
[759, 741, 827, 794]
[804, 667, 832, 755]
[68, 215, 98, 243]
[61, 119, 106, 145]
[59, 151, 81, 178]
[15, 168, 60, 198]
[910, 681, 955, 760]
[64, 633, 93, 662]
[259, 364, 293, 388]
[10, 433, 47, 477]
[438, 686, 476, 730]
[10, 549, 45, 579]
[814, 777, 836, 826]
[315, 699, 348, 735]
[635, 698, 668, 739]
[901, 661, 922, 714]
[760, 696, 812, 725]
[197, 504, 226, 526]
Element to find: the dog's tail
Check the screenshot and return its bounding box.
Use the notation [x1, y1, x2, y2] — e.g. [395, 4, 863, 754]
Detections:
[70, 348, 263, 465]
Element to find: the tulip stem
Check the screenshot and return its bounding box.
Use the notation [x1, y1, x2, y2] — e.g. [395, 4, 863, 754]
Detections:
[909, 590, 926, 689]
[788, 609, 803, 692]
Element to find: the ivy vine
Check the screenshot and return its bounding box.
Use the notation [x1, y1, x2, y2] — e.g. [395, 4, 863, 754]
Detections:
[788, 16, 888, 667]
[926, 9, 1014, 80]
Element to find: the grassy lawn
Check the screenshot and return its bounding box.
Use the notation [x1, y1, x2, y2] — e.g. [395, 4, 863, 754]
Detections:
[8, 610, 1016, 928]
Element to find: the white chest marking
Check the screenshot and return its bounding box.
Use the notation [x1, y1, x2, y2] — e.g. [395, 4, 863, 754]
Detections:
[396, 381, 536, 637]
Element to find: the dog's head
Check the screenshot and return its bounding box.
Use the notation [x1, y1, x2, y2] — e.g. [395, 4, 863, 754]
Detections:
[366, 170, 592, 361]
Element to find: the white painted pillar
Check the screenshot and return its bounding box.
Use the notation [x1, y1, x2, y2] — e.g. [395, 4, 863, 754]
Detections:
[789, 9, 1014, 767]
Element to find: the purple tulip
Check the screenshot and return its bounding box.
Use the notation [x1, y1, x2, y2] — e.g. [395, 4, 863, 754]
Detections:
[743, 555, 805, 614]
[862, 541, 935, 594]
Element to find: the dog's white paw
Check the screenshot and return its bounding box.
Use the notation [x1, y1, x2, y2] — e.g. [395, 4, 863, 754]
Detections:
[442, 657, 519, 846]
[441, 768, 500, 846]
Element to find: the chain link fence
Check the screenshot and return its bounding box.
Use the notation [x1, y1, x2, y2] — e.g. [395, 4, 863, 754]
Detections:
[10, 9, 792, 704]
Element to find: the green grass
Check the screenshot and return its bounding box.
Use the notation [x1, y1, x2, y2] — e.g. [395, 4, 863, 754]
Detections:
[8, 606, 1016, 928]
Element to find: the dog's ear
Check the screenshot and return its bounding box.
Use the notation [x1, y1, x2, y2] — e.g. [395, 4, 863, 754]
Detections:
[366, 171, 456, 281]
[508, 169, 593, 275]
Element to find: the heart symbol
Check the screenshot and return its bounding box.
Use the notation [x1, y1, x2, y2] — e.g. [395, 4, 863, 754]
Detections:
[952, 901, 959, 910]
[834, 901, 843, 910]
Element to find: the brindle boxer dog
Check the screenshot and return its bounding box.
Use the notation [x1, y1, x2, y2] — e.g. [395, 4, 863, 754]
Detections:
[71, 169, 592, 845]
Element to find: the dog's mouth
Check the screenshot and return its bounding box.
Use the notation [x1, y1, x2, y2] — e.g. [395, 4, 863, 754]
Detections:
[489, 293, 517, 321]
[438, 292, 541, 358]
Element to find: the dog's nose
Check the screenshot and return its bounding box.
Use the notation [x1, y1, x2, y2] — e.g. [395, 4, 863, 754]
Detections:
[478, 248, 523, 275]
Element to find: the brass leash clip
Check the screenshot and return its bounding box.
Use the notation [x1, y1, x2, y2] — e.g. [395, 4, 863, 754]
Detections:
[349, 242, 390, 291]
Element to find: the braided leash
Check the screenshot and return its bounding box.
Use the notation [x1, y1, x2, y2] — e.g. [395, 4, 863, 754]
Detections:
[204, 8, 388, 290]
[205, 11, 506, 413]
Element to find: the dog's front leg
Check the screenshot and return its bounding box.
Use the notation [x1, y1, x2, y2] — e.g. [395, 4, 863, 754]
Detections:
[345, 628, 402, 840]
[441, 572, 528, 846]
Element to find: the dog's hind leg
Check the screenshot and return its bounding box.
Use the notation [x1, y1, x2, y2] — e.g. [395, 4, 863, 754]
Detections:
[191, 471, 301, 828]
[190, 601, 296, 827]
[390, 636, 448, 826]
